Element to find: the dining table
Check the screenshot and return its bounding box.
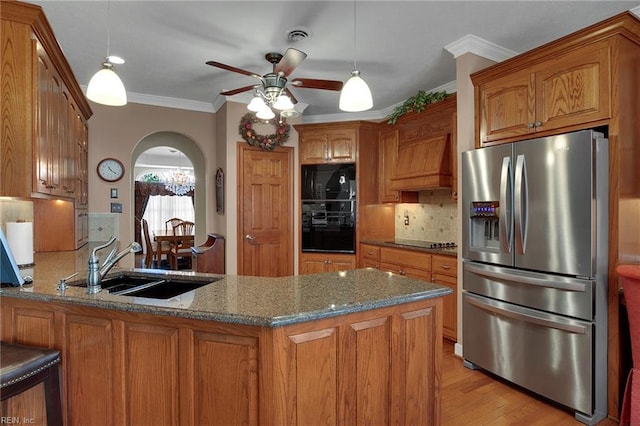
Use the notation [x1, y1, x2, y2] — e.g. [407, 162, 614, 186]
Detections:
[152, 229, 195, 260]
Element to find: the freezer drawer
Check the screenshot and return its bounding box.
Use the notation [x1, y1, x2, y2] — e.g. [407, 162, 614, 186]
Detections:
[463, 261, 594, 320]
[463, 292, 593, 415]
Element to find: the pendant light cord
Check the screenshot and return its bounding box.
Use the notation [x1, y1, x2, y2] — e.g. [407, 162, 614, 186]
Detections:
[106, 0, 111, 58]
[352, 0, 357, 70]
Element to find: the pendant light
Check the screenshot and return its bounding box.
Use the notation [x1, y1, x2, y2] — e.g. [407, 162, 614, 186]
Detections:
[339, 0, 373, 112]
[86, 0, 127, 106]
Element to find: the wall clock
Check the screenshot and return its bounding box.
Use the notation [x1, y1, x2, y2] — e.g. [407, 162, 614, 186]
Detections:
[97, 158, 125, 182]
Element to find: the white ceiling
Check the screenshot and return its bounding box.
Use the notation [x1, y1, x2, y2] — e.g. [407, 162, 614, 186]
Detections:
[29, 1, 639, 123]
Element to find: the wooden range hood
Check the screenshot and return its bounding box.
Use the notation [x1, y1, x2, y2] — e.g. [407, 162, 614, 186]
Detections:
[388, 94, 456, 191]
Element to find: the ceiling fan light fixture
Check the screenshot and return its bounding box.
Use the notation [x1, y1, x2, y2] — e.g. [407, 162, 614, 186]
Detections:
[256, 105, 276, 120]
[247, 95, 266, 112]
[273, 94, 294, 110]
[86, 61, 127, 106]
[339, 69, 372, 112]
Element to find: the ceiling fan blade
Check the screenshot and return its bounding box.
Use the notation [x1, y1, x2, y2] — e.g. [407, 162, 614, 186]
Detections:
[220, 85, 256, 96]
[206, 61, 262, 79]
[284, 88, 298, 105]
[274, 48, 307, 76]
[291, 78, 343, 91]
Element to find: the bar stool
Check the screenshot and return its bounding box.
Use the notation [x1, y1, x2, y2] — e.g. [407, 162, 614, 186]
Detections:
[0, 341, 63, 426]
[618, 264, 640, 426]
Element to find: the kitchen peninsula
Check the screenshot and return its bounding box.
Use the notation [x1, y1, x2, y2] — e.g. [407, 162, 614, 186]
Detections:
[1, 248, 451, 426]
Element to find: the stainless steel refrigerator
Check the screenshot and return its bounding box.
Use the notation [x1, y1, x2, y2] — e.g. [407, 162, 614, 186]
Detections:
[461, 129, 608, 425]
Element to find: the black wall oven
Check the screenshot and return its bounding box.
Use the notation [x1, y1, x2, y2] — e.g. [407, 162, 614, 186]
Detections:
[301, 164, 356, 253]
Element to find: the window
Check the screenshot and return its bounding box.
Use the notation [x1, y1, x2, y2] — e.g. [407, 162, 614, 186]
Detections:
[142, 195, 194, 232]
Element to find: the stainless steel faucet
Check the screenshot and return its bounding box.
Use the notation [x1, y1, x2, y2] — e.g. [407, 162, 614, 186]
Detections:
[87, 237, 141, 294]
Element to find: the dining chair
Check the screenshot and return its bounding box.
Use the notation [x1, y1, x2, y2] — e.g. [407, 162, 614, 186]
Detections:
[164, 217, 183, 232]
[169, 221, 195, 270]
[142, 219, 170, 268]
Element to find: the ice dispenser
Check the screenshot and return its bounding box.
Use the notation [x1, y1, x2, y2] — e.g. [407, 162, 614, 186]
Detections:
[469, 201, 501, 250]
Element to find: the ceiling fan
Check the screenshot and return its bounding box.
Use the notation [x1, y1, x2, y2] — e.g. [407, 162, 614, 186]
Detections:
[206, 48, 343, 118]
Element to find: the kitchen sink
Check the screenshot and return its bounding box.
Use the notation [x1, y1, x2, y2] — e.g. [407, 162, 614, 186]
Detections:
[69, 273, 220, 299]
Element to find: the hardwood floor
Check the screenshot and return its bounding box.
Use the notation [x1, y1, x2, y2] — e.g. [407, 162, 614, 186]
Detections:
[441, 341, 618, 426]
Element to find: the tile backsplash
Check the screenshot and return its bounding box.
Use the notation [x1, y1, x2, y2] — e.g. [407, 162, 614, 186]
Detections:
[89, 213, 120, 242]
[395, 190, 457, 243]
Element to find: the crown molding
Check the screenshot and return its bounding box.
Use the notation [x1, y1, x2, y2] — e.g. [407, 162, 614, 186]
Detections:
[126, 92, 216, 113]
[445, 34, 518, 62]
[81, 85, 216, 113]
[83, 79, 458, 124]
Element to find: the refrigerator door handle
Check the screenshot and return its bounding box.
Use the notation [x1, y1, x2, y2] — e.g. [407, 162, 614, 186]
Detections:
[499, 156, 513, 253]
[465, 262, 588, 292]
[464, 293, 588, 335]
[514, 154, 528, 254]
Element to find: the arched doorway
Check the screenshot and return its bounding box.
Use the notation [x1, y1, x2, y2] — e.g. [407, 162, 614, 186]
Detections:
[131, 132, 206, 247]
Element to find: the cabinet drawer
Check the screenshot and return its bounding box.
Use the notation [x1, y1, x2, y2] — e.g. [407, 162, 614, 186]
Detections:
[379, 263, 431, 282]
[380, 247, 431, 271]
[360, 244, 380, 261]
[432, 255, 457, 277]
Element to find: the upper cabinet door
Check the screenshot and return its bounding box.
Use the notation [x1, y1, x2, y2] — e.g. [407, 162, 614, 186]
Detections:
[535, 41, 610, 133]
[326, 132, 356, 163]
[299, 132, 329, 164]
[477, 69, 535, 144]
[299, 130, 356, 164]
[476, 40, 611, 146]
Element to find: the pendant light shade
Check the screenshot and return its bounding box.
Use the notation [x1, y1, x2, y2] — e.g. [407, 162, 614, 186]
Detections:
[339, 0, 373, 112]
[339, 69, 372, 112]
[87, 0, 127, 106]
[87, 62, 127, 106]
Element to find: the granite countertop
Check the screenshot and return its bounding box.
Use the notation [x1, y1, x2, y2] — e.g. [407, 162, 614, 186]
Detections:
[1, 247, 452, 328]
[360, 239, 458, 257]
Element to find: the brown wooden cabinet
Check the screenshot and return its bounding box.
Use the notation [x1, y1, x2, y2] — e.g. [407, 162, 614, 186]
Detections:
[475, 40, 610, 146]
[470, 12, 640, 418]
[1, 2, 92, 250]
[431, 254, 457, 342]
[360, 243, 458, 342]
[378, 95, 456, 196]
[379, 246, 432, 282]
[378, 127, 418, 203]
[298, 128, 357, 164]
[360, 243, 381, 268]
[2, 292, 444, 425]
[295, 121, 385, 274]
[299, 252, 356, 274]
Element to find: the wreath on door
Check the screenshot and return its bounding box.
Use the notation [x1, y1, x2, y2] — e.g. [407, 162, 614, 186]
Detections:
[239, 112, 291, 151]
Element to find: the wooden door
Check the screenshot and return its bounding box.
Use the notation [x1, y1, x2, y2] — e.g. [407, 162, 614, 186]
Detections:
[238, 144, 293, 277]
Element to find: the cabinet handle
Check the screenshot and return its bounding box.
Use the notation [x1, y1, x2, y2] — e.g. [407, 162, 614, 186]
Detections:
[245, 234, 255, 240]
[534, 121, 542, 127]
[527, 122, 535, 129]
[441, 265, 452, 270]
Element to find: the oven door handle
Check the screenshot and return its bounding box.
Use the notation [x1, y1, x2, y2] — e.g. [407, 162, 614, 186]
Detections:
[465, 263, 588, 293]
[464, 293, 588, 335]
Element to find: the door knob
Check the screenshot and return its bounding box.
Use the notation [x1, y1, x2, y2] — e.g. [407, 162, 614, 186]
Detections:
[245, 234, 256, 240]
